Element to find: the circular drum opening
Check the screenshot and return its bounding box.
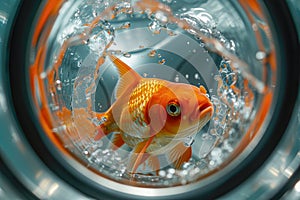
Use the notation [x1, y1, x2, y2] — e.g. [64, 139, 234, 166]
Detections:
[9, 0, 298, 199]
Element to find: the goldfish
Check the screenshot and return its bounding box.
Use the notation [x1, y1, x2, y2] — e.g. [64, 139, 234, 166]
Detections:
[93, 53, 214, 173]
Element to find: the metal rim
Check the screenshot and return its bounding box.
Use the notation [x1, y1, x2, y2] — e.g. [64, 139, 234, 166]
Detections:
[7, 0, 300, 199]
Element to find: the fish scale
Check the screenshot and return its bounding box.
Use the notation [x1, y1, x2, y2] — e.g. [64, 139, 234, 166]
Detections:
[129, 79, 164, 125]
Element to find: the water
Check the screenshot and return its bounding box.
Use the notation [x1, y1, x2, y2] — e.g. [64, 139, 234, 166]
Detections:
[38, 0, 261, 186]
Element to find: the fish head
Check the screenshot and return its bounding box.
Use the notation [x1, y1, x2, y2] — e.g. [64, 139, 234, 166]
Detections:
[147, 83, 214, 138]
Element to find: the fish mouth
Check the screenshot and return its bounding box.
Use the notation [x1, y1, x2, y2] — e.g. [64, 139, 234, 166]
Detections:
[200, 102, 214, 118]
[190, 101, 214, 122]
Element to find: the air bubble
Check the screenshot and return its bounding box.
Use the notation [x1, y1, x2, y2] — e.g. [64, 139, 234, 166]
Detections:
[159, 170, 167, 177]
[123, 52, 131, 58]
[50, 104, 59, 111]
[143, 73, 148, 77]
[121, 22, 131, 29]
[83, 150, 90, 156]
[182, 162, 191, 170]
[181, 179, 187, 185]
[114, 2, 132, 15]
[162, 0, 173, 3]
[168, 168, 176, 174]
[184, 136, 194, 147]
[168, 31, 176, 36]
[52, 125, 67, 133]
[218, 60, 237, 87]
[209, 160, 215, 166]
[252, 23, 258, 31]
[55, 80, 62, 91]
[99, 116, 107, 124]
[88, 21, 115, 55]
[166, 173, 173, 179]
[148, 50, 157, 57]
[256, 51, 266, 61]
[148, 20, 161, 34]
[40, 72, 47, 79]
[159, 59, 166, 64]
[201, 133, 212, 140]
[155, 11, 168, 24]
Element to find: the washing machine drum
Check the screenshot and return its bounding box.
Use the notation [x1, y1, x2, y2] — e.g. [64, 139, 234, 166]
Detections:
[3, 0, 300, 199]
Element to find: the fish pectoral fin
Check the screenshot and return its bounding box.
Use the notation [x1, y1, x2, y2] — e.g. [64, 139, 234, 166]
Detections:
[128, 136, 154, 174]
[111, 133, 125, 150]
[168, 142, 192, 169]
[148, 155, 160, 175]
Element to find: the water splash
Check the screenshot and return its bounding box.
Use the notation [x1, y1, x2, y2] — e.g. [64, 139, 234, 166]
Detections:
[134, 0, 265, 93]
[41, 0, 261, 186]
[217, 60, 238, 87]
[87, 20, 115, 55]
[148, 20, 162, 34]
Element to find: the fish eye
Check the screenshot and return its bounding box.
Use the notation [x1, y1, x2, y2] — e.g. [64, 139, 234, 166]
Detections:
[166, 102, 181, 117]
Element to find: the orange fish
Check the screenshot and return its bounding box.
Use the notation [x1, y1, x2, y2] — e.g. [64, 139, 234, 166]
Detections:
[94, 54, 214, 173]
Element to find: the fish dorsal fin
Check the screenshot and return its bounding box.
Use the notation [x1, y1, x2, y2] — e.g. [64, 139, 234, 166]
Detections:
[199, 85, 207, 94]
[108, 54, 141, 98]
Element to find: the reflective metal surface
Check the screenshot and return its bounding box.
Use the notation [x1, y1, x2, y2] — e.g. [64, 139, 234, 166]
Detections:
[0, 0, 299, 199]
[222, 89, 300, 199]
[0, 0, 88, 199]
